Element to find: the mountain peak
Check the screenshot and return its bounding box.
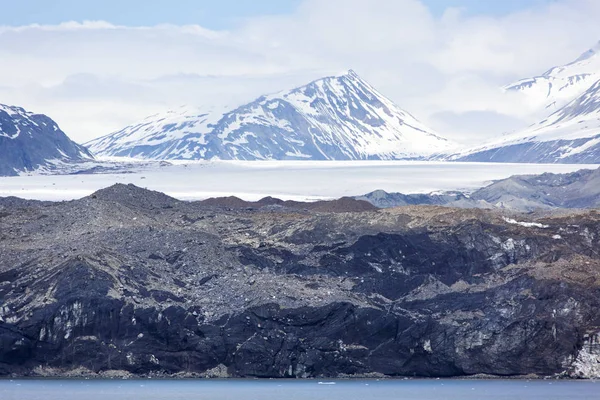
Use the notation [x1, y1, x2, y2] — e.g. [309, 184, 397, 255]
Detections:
[89, 183, 179, 209]
[87, 72, 454, 161]
[326, 69, 359, 79]
[300, 69, 365, 89]
[571, 40, 600, 64]
[339, 69, 360, 79]
[0, 104, 31, 118]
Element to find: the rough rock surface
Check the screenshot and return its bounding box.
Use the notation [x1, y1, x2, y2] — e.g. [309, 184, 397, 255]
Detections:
[197, 195, 378, 213]
[0, 184, 599, 378]
[356, 190, 495, 210]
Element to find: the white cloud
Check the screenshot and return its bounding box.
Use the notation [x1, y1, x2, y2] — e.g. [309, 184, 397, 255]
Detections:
[1, 0, 600, 145]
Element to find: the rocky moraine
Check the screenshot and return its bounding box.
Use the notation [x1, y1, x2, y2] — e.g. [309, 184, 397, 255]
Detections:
[0, 184, 599, 378]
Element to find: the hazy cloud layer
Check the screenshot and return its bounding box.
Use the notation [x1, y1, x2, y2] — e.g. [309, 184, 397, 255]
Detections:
[1, 0, 600, 144]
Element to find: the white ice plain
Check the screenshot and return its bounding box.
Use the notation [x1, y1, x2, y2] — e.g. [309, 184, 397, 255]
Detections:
[0, 160, 598, 202]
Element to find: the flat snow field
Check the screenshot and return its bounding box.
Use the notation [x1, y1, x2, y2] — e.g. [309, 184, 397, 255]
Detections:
[0, 161, 598, 202]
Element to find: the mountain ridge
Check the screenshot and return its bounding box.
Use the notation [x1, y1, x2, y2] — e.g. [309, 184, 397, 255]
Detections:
[0, 103, 93, 176]
[356, 167, 600, 212]
[505, 41, 600, 114]
[443, 77, 600, 163]
[436, 42, 600, 164]
[86, 70, 456, 161]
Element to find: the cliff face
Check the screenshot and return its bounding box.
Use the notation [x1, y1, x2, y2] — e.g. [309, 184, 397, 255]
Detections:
[0, 184, 599, 378]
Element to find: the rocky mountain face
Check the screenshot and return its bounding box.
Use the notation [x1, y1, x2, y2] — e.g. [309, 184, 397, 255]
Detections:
[469, 167, 600, 210]
[357, 167, 600, 212]
[85, 71, 454, 161]
[1, 184, 599, 378]
[0, 104, 93, 176]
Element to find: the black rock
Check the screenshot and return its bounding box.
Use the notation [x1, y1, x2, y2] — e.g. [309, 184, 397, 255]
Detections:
[0, 184, 599, 378]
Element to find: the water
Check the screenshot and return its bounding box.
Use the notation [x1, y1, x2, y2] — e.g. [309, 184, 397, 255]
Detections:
[0, 379, 597, 400]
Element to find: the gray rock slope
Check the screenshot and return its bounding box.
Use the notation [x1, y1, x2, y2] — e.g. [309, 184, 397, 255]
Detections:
[0, 104, 92, 176]
[356, 190, 495, 210]
[357, 167, 600, 212]
[1, 184, 599, 378]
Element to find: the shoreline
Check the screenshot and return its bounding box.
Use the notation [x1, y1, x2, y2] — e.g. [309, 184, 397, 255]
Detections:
[0, 372, 594, 381]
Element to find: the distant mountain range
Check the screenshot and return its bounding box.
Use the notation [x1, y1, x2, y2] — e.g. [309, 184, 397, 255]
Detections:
[4, 43, 600, 177]
[85, 70, 456, 161]
[356, 167, 600, 212]
[85, 49, 600, 165]
[0, 104, 92, 176]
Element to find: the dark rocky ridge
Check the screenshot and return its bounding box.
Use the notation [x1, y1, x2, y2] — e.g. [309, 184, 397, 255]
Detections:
[0, 184, 599, 378]
[197, 195, 378, 213]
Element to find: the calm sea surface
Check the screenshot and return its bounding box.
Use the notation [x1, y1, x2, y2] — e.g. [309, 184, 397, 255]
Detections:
[0, 379, 598, 400]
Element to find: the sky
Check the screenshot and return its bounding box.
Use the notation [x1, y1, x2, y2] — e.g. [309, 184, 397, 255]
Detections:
[0, 1, 557, 27]
[0, 0, 597, 144]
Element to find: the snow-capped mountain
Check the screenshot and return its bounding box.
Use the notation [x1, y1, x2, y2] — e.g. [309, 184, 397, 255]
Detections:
[447, 78, 600, 163]
[505, 41, 600, 115]
[439, 41, 600, 164]
[86, 70, 455, 160]
[0, 104, 93, 176]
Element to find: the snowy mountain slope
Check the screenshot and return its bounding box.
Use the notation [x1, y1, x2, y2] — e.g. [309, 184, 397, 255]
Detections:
[0, 104, 93, 176]
[445, 77, 600, 163]
[86, 70, 455, 160]
[505, 41, 600, 114]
